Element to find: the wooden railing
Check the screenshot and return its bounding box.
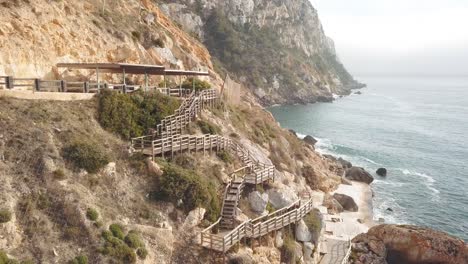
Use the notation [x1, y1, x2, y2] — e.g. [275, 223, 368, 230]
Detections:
[200, 198, 315, 252]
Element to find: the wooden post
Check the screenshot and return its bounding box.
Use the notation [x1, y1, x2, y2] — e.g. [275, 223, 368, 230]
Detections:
[96, 67, 100, 91]
[61, 80, 67, 92]
[34, 78, 40, 91]
[6, 76, 13, 89]
[144, 70, 148, 93]
[84, 82, 89, 93]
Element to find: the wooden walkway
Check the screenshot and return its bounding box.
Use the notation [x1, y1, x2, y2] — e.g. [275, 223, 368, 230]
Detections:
[130, 87, 317, 254]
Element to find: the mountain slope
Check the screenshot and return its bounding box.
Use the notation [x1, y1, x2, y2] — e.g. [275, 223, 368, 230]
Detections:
[160, 0, 365, 105]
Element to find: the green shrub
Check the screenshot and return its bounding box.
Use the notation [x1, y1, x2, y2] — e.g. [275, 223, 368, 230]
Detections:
[266, 202, 275, 213]
[101, 239, 137, 263]
[63, 140, 109, 173]
[181, 78, 211, 91]
[281, 232, 298, 264]
[124, 231, 144, 249]
[216, 150, 232, 163]
[102, 230, 113, 241]
[98, 90, 180, 139]
[86, 208, 99, 221]
[109, 224, 125, 240]
[69, 255, 88, 264]
[0, 209, 12, 223]
[197, 120, 221, 135]
[155, 164, 220, 221]
[304, 209, 322, 237]
[0, 250, 8, 264]
[53, 169, 66, 180]
[136, 247, 148, 259]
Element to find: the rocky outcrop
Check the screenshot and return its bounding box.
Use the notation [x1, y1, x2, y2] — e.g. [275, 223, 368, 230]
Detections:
[376, 168, 387, 177]
[303, 135, 317, 146]
[333, 193, 358, 212]
[346, 167, 374, 184]
[267, 188, 298, 209]
[351, 225, 468, 264]
[248, 191, 269, 213]
[160, 0, 364, 106]
[295, 220, 312, 242]
[323, 193, 344, 214]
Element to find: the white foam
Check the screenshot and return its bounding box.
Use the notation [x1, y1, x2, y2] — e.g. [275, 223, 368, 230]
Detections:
[400, 169, 440, 196]
[296, 132, 307, 139]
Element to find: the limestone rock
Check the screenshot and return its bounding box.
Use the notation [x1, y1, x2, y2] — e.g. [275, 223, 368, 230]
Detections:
[182, 208, 206, 229]
[103, 162, 116, 177]
[345, 167, 374, 184]
[267, 188, 298, 209]
[351, 224, 468, 264]
[249, 191, 269, 213]
[323, 193, 344, 214]
[295, 220, 312, 242]
[147, 159, 163, 176]
[333, 193, 358, 212]
[303, 242, 315, 263]
[376, 168, 387, 177]
[275, 231, 283, 248]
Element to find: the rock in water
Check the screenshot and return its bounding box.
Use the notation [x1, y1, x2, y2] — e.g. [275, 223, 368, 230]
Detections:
[333, 193, 359, 212]
[376, 168, 387, 177]
[338, 157, 353, 169]
[345, 167, 374, 184]
[351, 224, 468, 264]
[303, 135, 317, 146]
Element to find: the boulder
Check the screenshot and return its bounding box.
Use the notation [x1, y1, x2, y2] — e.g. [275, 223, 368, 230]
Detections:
[322, 193, 344, 214]
[295, 220, 312, 242]
[275, 231, 284, 248]
[303, 242, 315, 263]
[376, 168, 387, 177]
[352, 224, 468, 264]
[248, 191, 269, 213]
[267, 188, 298, 209]
[303, 135, 317, 146]
[345, 167, 374, 184]
[333, 193, 358, 212]
[288, 129, 297, 137]
[182, 208, 205, 229]
[355, 91, 362, 95]
[147, 159, 163, 176]
[337, 157, 353, 169]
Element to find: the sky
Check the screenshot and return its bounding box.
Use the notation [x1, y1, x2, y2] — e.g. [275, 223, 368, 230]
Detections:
[310, 0, 468, 76]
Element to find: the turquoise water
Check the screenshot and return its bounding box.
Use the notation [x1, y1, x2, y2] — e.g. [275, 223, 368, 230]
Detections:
[268, 76, 468, 241]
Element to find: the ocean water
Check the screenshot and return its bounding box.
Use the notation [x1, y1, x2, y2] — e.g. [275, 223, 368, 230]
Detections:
[268, 76, 468, 241]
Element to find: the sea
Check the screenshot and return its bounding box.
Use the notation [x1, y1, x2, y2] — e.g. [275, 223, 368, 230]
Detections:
[268, 76, 468, 242]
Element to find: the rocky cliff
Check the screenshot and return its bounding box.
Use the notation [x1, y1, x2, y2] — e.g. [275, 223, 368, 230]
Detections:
[159, 0, 365, 105]
[0, 0, 343, 263]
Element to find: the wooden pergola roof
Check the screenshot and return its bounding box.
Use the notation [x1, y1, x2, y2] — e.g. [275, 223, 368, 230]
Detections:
[57, 63, 209, 76]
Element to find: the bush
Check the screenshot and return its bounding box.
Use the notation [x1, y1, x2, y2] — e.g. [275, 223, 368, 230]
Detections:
[53, 169, 66, 180]
[216, 150, 232, 163]
[69, 255, 88, 264]
[101, 230, 113, 241]
[124, 231, 144, 249]
[63, 140, 109, 173]
[109, 224, 125, 240]
[86, 208, 99, 221]
[281, 232, 298, 264]
[98, 90, 180, 139]
[0, 209, 12, 223]
[181, 78, 211, 91]
[304, 209, 322, 238]
[136, 247, 148, 259]
[197, 120, 221, 135]
[155, 164, 220, 221]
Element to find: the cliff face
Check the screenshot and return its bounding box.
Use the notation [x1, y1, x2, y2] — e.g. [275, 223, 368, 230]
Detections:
[160, 0, 364, 105]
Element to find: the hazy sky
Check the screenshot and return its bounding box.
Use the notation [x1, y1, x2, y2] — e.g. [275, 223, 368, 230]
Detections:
[310, 0, 468, 76]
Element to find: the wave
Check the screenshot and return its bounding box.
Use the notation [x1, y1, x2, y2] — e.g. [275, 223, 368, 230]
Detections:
[296, 132, 307, 139]
[399, 169, 440, 196]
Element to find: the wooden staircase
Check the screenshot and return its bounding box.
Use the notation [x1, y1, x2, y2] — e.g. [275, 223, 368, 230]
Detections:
[220, 178, 245, 229]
